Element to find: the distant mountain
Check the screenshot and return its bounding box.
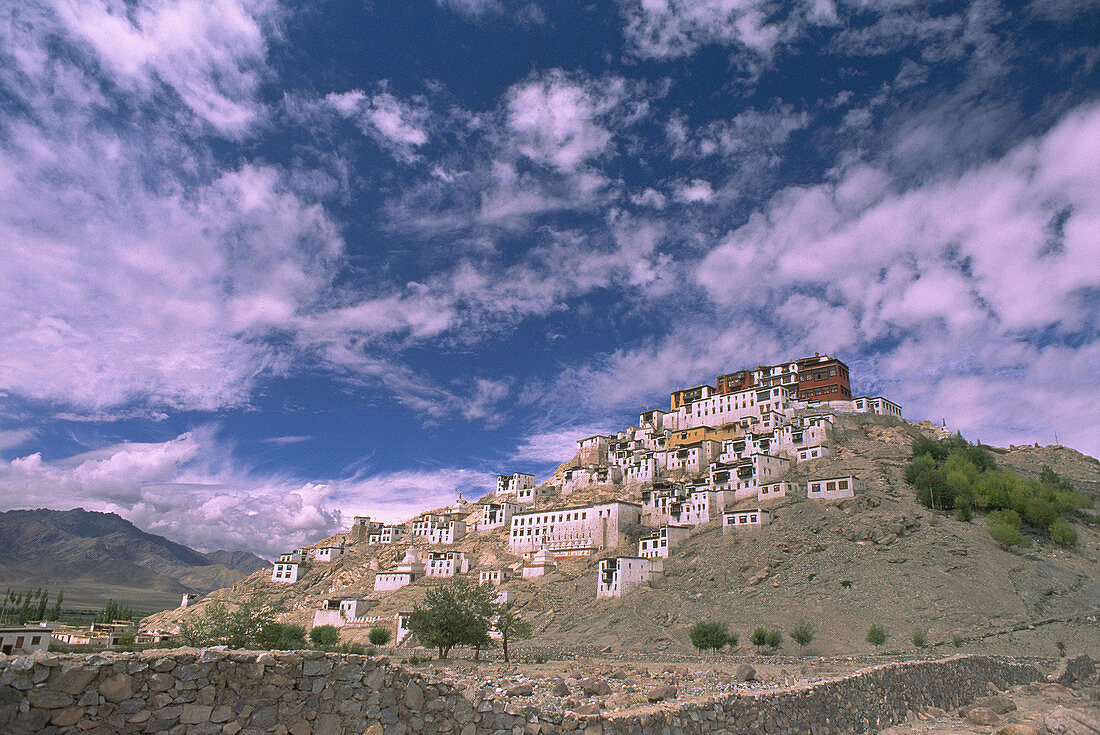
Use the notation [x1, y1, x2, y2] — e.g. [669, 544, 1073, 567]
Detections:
[0, 508, 270, 612]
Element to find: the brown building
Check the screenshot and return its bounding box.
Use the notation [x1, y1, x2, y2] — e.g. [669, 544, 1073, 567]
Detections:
[795, 355, 851, 401]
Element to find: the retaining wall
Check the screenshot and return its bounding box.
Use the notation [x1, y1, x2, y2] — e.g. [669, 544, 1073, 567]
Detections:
[0, 650, 1043, 735]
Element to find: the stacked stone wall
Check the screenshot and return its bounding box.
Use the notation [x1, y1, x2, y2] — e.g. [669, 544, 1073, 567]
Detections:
[0, 650, 1042, 735]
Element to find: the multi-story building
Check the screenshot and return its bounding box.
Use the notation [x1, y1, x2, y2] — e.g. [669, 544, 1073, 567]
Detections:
[596, 557, 662, 598]
[479, 569, 511, 585]
[508, 501, 642, 557]
[351, 516, 382, 543]
[659, 439, 721, 475]
[271, 561, 302, 583]
[576, 435, 610, 465]
[425, 551, 469, 577]
[368, 524, 404, 545]
[410, 513, 467, 545]
[497, 472, 535, 496]
[709, 453, 791, 501]
[638, 525, 691, 559]
[478, 502, 518, 530]
[561, 464, 622, 494]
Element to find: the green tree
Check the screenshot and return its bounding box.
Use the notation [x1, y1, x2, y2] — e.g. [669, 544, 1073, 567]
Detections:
[368, 627, 392, 646]
[867, 624, 888, 648]
[789, 619, 816, 654]
[689, 621, 729, 652]
[407, 578, 496, 659]
[309, 625, 340, 647]
[46, 590, 63, 621]
[494, 603, 532, 663]
[1049, 518, 1077, 547]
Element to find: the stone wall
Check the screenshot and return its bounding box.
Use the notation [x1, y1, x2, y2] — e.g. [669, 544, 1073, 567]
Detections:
[0, 650, 1042, 735]
[1048, 653, 1095, 686]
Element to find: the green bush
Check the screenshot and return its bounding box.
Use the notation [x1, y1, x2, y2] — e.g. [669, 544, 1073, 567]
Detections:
[689, 621, 729, 652]
[866, 624, 888, 648]
[911, 630, 927, 648]
[952, 635, 963, 648]
[309, 625, 340, 647]
[368, 627, 392, 646]
[764, 628, 782, 650]
[789, 620, 816, 654]
[1049, 518, 1077, 547]
[750, 626, 767, 647]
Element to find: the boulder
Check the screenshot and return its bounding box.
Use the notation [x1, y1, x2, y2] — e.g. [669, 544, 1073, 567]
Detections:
[975, 695, 1018, 714]
[647, 685, 677, 702]
[996, 725, 1038, 735]
[579, 677, 612, 696]
[506, 684, 533, 697]
[965, 707, 1000, 726]
[1044, 706, 1100, 735]
[574, 702, 601, 715]
[550, 679, 570, 696]
[735, 664, 756, 682]
[97, 673, 133, 704]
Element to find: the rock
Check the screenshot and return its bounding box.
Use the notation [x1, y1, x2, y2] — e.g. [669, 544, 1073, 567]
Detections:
[363, 724, 383, 735]
[223, 723, 243, 735]
[1044, 706, 1100, 735]
[405, 682, 424, 709]
[550, 679, 570, 696]
[50, 707, 84, 727]
[97, 673, 133, 703]
[647, 685, 677, 702]
[575, 702, 601, 715]
[735, 664, 756, 682]
[181, 703, 213, 724]
[975, 695, 1017, 714]
[966, 707, 1000, 726]
[26, 688, 74, 709]
[506, 684, 533, 697]
[578, 677, 612, 696]
[51, 665, 98, 695]
[997, 725, 1038, 735]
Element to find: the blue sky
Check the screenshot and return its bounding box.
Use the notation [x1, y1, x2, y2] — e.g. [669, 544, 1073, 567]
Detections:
[1, 0, 1097, 558]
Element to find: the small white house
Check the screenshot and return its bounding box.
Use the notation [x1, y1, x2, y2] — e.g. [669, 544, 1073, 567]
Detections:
[313, 545, 344, 562]
[271, 562, 302, 583]
[368, 525, 403, 545]
[722, 508, 771, 530]
[374, 547, 426, 591]
[0, 627, 50, 655]
[758, 481, 797, 500]
[515, 483, 557, 504]
[638, 525, 691, 558]
[312, 598, 373, 628]
[806, 476, 863, 500]
[395, 612, 414, 644]
[795, 444, 831, 462]
[410, 513, 467, 545]
[497, 472, 536, 496]
[180, 593, 200, 608]
[425, 551, 469, 577]
[479, 569, 511, 586]
[596, 557, 662, 598]
[521, 547, 557, 578]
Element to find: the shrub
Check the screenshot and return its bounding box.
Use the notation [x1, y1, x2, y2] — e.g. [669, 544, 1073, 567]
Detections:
[1049, 518, 1077, 547]
[789, 620, 816, 654]
[261, 623, 306, 650]
[911, 630, 927, 648]
[750, 626, 767, 647]
[689, 621, 729, 652]
[1056, 641, 1066, 657]
[368, 627, 392, 646]
[309, 625, 340, 647]
[840, 580, 852, 589]
[726, 630, 739, 649]
[952, 635, 963, 648]
[866, 624, 888, 648]
[764, 628, 782, 650]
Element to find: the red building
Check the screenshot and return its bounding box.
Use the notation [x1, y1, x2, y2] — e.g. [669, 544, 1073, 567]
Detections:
[712, 355, 851, 403]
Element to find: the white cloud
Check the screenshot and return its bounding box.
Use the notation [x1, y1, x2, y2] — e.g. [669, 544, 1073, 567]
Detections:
[332, 468, 499, 524]
[51, 0, 277, 137]
[673, 179, 716, 203]
[0, 429, 36, 453]
[325, 89, 432, 162]
[509, 424, 616, 467]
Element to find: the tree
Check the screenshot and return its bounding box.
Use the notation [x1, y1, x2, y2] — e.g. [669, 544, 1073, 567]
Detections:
[867, 624, 888, 648]
[47, 590, 63, 621]
[750, 625, 782, 652]
[689, 621, 729, 652]
[495, 604, 532, 663]
[1050, 518, 1077, 547]
[178, 596, 303, 649]
[407, 578, 496, 659]
[789, 620, 816, 654]
[368, 627, 392, 646]
[309, 625, 340, 647]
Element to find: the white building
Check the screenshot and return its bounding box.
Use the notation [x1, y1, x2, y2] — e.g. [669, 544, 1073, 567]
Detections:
[673, 384, 798, 432]
[758, 481, 797, 500]
[621, 453, 659, 485]
[852, 396, 903, 417]
[180, 593, 200, 608]
[478, 502, 518, 530]
[576, 435, 609, 465]
[271, 561, 302, 583]
[410, 513, 467, 545]
[522, 547, 557, 577]
[374, 547, 426, 591]
[0, 627, 50, 655]
[807, 475, 864, 500]
[723, 508, 771, 531]
[638, 525, 691, 558]
[351, 516, 382, 542]
[312, 598, 373, 628]
[425, 551, 469, 577]
[313, 545, 344, 562]
[711, 453, 791, 501]
[659, 439, 721, 476]
[368, 525, 404, 545]
[596, 557, 662, 598]
[479, 569, 511, 586]
[509, 501, 642, 557]
[395, 612, 413, 644]
[795, 444, 831, 462]
[561, 464, 622, 494]
[497, 472, 535, 496]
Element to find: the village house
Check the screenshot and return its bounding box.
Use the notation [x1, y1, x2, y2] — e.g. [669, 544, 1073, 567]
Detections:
[638, 524, 691, 558]
[180, 593, 200, 608]
[425, 551, 469, 577]
[521, 547, 557, 577]
[807, 475, 864, 500]
[312, 598, 374, 628]
[351, 515, 382, 542]
[0, 627, 49, 655]
[374, 547, 425, 591]
[312, 544, 344, 562]
[368, 524, 404, 545]
[515, 483, 557, 504]
[508, 501, 642, 557]
[479, 569, 511, 585]
[410, 512, 467, 544]
[576, 435, 609, 465]
[758, 480, 798, 500]
[659, 439, 721, 475]
[271, 551, 307, 583]
[561, 464, 622, 494]
[596, 557, 662, 598]
[723, 508, 772, 531]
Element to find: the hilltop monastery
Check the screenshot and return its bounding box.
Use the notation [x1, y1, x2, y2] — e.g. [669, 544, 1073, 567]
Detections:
[272, 354, 904, 618]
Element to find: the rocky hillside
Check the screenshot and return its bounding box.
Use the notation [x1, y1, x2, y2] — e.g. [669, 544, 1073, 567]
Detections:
[0, 508, 269, 611]
[147, 413, 1100, 658]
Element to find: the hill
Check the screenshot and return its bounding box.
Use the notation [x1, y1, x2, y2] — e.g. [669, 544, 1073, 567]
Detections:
[0, 508, 269, 613]
[146, 412, 1100, 659]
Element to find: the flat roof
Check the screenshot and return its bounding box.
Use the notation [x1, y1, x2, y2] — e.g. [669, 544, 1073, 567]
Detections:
[513, 500, 641, 517]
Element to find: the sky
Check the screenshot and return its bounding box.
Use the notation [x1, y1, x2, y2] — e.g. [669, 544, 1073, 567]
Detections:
[0, 0, 1098, 559]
